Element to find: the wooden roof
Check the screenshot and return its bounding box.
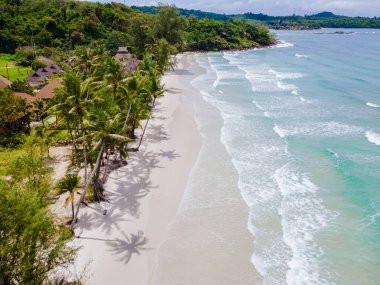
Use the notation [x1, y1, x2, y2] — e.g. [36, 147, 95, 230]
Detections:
[14, 92, 37, 103]
[35, 78, 63, 99]
[0, 75, 12, 88]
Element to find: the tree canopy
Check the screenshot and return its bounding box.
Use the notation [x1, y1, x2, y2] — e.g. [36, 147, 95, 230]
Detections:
[0, 0, 274, 54]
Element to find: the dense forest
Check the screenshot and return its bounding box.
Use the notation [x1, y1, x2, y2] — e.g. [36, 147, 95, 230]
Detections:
[0, 0, 274, 54]
[133, 6, 380, 30]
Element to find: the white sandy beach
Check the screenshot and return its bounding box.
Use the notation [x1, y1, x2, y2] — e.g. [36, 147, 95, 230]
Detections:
[70, 54, 261, 284]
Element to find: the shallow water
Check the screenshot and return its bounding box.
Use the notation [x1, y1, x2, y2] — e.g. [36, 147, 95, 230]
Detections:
[191, 29, 380, 285]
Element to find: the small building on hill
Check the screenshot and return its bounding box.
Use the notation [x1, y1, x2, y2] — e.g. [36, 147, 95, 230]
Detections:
[0, 75, 12, 89]
[35, 78, 63, 100]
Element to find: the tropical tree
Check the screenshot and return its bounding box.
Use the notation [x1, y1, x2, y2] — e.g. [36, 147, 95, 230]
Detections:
[80, 96, 132, 197]
[121, 73, 150, 139]
[156, 4, 187, 48]
[102, 57, 126, 98]
[0, 88, 26, 134]
[56, 72, 93, 137]
[153, 38, 177, 72]
[57, 174, 81, 224]
[73, 46, 102, 79]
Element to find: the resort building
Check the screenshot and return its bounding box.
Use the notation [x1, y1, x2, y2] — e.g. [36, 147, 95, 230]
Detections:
[26, 65, 63, 87]
[14, 92, 37, 104]
[35, 78, 63, 100]
[114, 47, 139, 74]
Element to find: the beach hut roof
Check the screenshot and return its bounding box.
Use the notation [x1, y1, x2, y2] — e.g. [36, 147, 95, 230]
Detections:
[14, 92, 37, 103]
[0, 75, 12, 89]
[117, 47, 129, 54]
[27, 72, 46, 82]
[35, 78, 63, 99]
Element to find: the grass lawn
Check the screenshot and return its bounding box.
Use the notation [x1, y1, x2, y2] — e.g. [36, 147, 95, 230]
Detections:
[0, 53, 32, 82]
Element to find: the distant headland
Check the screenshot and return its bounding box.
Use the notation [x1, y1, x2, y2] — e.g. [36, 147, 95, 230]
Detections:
[132, 6, 380, 30]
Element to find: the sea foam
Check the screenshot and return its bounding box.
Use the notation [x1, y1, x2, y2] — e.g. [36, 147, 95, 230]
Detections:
[274, 125, 288, 138]
[275, 164, 334, 285]
[273, 40, 294, 48]
[295, 54, 311, 58]
[366, 131, 380, 146]
[366, 102, 380, 108]
[269, 69, 305, 80]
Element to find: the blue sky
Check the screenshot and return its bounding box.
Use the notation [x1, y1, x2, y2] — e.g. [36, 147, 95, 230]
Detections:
[94, 0, 380, 17]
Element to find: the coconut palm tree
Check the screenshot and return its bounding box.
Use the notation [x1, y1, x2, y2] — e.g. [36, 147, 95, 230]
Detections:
[102, 57, 126, 98]
[57, 174, 80, 223]
[121, 73, 151, 138]
[80, 109, 132, 198]
[74, 46, 102, 79]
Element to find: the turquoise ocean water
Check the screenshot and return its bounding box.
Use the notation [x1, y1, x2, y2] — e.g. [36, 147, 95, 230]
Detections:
[191, 29, 380, 285]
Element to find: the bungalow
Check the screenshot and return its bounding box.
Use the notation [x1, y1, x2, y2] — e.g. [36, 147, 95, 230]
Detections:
[114, 47, 139, 74]
[115, 47, 131, 61]
[26, 71, 47, 87]
[0, 75, 12, 89]
[26, 65, 63, 87]
[35, 78, 63, 100]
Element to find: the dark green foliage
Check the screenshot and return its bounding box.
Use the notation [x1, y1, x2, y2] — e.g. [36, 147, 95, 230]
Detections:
[186, 18, 274, 51]
[0, 133, 25, 148]
[0, 0, 274, 54]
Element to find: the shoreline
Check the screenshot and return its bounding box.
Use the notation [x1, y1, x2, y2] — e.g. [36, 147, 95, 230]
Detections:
[70, 53, 261, 284]
[70, 54, 202, 284]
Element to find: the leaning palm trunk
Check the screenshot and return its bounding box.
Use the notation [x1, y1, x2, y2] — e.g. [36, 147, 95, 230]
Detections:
[83, 145, 88, 182]
[122, 104, 132, 131]
[93, 144, 105, 200]
[137, 115, 151, 150]
[70, 143, 104, 233]
[70, 192, 75, 223]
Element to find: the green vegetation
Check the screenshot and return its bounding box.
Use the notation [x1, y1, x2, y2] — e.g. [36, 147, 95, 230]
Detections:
[0, 132, 75, 285]
[0, 1, 274, 55]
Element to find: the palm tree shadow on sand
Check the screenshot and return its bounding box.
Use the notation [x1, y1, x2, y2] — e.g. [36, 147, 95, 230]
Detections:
[106, 231, 150, 264]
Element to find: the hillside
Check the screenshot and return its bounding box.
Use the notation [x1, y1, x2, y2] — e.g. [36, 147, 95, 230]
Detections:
[132, 6, 380, 29]
[0, 0, 274, 55]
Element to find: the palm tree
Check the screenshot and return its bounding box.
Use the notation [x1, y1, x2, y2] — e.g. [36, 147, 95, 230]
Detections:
[74, 46, 102, 79]
[80, 110, 132, 198]
[57, 174, 80, 223]
[121, 73, 151, 138]
[59, 72, 95, 136]
[32, 99, 48, 128]
[148, 73, 165, 106]
[102, 57, 126, 98]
